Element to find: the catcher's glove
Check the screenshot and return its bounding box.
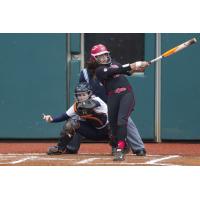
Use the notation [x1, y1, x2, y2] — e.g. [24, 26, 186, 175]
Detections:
[62, 118, 80, 138]
[76, 99, 98, 116]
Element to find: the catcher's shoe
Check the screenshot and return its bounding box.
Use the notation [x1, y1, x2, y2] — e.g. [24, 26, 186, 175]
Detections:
[113, 148, 125, 161]
[47, 146, 66, 155]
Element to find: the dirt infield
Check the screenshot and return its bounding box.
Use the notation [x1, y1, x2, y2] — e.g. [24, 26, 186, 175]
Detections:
[0, 140, 200, 166]
[1, 140, 200, 155]
[1, 153, 200, 166]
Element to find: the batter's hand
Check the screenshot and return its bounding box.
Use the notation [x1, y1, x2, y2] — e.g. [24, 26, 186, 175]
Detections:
[42, 113, 53, 123]
[130, 61, 150, 73]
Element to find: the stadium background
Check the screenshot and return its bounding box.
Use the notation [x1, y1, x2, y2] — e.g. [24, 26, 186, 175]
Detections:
[0, 33, 199, 141]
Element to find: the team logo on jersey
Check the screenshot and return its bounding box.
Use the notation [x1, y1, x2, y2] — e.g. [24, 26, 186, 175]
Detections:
[110, 64, 119, 69]
[103, 68, 108, 72]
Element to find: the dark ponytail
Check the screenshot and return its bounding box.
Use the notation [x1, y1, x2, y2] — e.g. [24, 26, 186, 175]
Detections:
[85, 60, 99, 78]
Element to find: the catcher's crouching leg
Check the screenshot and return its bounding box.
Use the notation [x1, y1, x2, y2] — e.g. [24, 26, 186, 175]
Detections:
[66, 133, 81, 154]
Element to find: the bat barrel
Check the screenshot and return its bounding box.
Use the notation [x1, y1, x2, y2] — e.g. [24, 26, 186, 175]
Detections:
[146, 37, 197, 66]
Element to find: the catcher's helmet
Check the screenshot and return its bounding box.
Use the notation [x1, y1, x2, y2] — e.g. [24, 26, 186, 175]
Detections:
[90, 44, 111, 64]
[74, 82, 93, 102]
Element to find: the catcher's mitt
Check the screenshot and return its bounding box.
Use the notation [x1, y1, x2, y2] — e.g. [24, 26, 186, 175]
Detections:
[76, 99, 97, 116]
[62, 118, 80, 138]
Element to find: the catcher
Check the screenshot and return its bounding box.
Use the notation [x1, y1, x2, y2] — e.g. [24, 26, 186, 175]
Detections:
[42, 82, 110, 155]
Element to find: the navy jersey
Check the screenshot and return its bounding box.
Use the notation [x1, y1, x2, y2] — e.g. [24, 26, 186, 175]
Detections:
[95, 60, 133, 93]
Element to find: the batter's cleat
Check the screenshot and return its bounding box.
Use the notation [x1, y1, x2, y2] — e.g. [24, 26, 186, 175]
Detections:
[112, 145, 130, 155]
[113, 148, 125, 161]
[47, 146, 66, 155]
[111, 147, 117, 155]
[133, 148, 146, 156]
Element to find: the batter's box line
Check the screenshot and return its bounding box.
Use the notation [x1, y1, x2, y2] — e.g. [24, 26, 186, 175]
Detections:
[91, 162, 180, 166]
[145, 155, 181, 165]
[0, 156, 77, 165]
[76, 157, 111, 164]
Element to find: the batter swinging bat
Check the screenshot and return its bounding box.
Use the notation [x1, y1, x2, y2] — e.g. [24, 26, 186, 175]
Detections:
[149, 37, 197, 64]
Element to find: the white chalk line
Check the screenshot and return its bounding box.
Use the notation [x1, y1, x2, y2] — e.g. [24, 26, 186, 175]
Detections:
[90, 162, 180, 166]
[145, 155, 180, 165]
[76, 155, 181, 166]
[11, 156, 38, 164]
[0, 156, 39, 164]
[77, 158, 101, 164]
[75, 155, 182, 166]
[77, 157, 111, 164]
[0, 155, 77, 165]
[0, 153, 182, 166]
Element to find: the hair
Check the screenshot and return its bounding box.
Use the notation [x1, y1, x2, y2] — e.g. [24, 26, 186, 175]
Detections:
[85, 60, 99, 79]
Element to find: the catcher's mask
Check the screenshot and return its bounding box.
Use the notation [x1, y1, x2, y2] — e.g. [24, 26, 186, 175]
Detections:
[75, 82, 93, 102]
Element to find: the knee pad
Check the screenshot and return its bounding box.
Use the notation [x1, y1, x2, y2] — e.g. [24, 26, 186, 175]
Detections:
[61, 119, 80, 138]
[65, 133, 81, 154]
